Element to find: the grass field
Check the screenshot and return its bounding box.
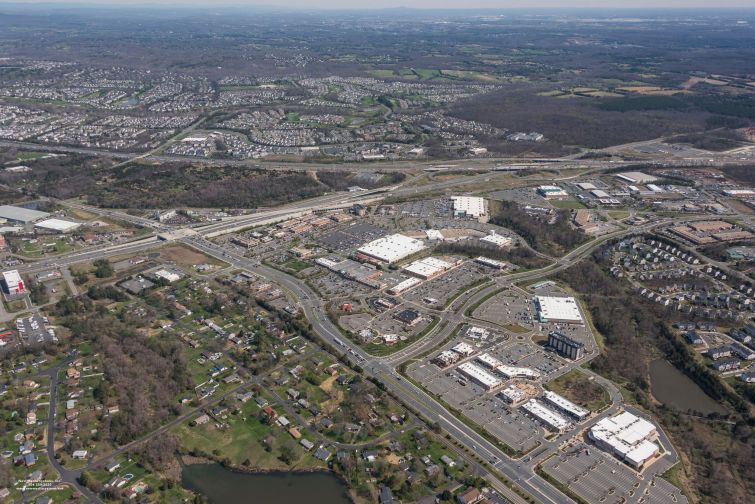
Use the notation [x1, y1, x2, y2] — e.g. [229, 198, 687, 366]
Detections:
[174, 401, 325, 470]
[16, 150, 48, 160]
[550, 199, 586, 209]
[545, 369, 610, 411]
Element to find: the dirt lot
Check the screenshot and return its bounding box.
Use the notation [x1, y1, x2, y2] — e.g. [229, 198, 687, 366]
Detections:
[158, 244, 228, 267]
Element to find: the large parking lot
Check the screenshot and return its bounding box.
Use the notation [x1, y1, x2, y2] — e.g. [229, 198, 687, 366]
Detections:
[541, 443, 688, 504]
[400, 261, 489, 307]
[397, 198, 453, 218]
[319, 223, 387, 252]
[473, 287, 536, 332]
[407, 332, 572, 453]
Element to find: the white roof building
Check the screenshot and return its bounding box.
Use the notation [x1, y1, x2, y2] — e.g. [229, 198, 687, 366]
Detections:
[425, 229, 444, 241]
[589, 411, 659, 469]
[615, 172, 658, 184]
[387, 277, 421, 295]
[474, 256, 508, 270]
[0, 205, 50, 224]
[451, 342, 475, 356]
[2, 270, 24, 294]
[543, 390, 589, 420]
[480, 233, 512, 248]
[590, 189, 610, 199]
[476, 353, 503, 369]
[35, 218, 81, 233]
[535, 296, 584, 324]
[451, 196, 486, 218]
[154, 269, 182, 283]
[457, 362, 501, 391]
[357, 234, 426, 263]
[496, 365, 541, 380]
[403, 257, 456, 279]
[576, 182, 597, 190]
[522, 399, 571, 431]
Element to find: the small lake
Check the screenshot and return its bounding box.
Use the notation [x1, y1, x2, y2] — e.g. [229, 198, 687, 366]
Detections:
[181, 463, 352, 504]
[649, 359, 725, 414]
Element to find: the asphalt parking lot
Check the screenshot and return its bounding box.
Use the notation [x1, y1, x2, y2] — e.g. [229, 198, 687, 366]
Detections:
[319, 222, 387, 252]
[542, 442, 688, 504]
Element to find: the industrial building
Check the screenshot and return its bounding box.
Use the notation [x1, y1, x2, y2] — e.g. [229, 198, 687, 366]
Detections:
[537, 185, 569, 200]
[543, 391, 589, 420]
[589, 411, 659, 469]
[480, 233, 512, 248]
[457, 362, 501, 391]
[522, 399, 571, 432]
[356, 234, 426, 264]
[2, 270, 25, 295]
[590, 189, 611, 199]
[535, 296, 584, 324]
[450, 196, 486, 219]
[615, 172, 658, 185]
[34, 218, 81, 234]
[547, 330, 585, 360]
[0, 205, 50, 224]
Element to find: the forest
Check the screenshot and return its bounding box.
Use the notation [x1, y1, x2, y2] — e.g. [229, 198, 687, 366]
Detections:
[489, 200, 586, 256]
[0, 155, 404, 209]
[54, 296, 194, 445]
[434, 240, 551, 270]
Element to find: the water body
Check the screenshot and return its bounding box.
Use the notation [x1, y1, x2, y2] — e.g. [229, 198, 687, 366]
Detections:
[649, 359, 725, 414]
[181, 463, 352, 504]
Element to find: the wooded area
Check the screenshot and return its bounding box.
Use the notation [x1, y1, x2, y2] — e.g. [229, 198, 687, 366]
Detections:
[489, 200, 586, 256]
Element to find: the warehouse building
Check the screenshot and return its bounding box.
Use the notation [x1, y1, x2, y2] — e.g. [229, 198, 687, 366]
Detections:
[535, 296, 584, 324]
[357, 234, 426, 264]
[451, 196, 487, 219]
[547, 330, 585, 360]
[0, 205, 50, 224]
[589, 411, 659, 469]
[34, 218, 81, 234]
[537, 185, 569, 200]
[457, 362, 501, 391]
[615, 172, 658, 185]
[480, 233, 512, 248]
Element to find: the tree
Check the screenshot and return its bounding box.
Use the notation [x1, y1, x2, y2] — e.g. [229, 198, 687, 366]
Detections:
[279, 440, 298, 465]
[93, 259, 114, 278]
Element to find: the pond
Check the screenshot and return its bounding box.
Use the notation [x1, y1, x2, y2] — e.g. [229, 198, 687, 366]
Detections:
[648, 359, 726, 415]
[181, 463, 352, 504]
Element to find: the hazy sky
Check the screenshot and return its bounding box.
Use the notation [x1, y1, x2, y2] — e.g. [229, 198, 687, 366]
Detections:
[3, 1, 755, 9]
